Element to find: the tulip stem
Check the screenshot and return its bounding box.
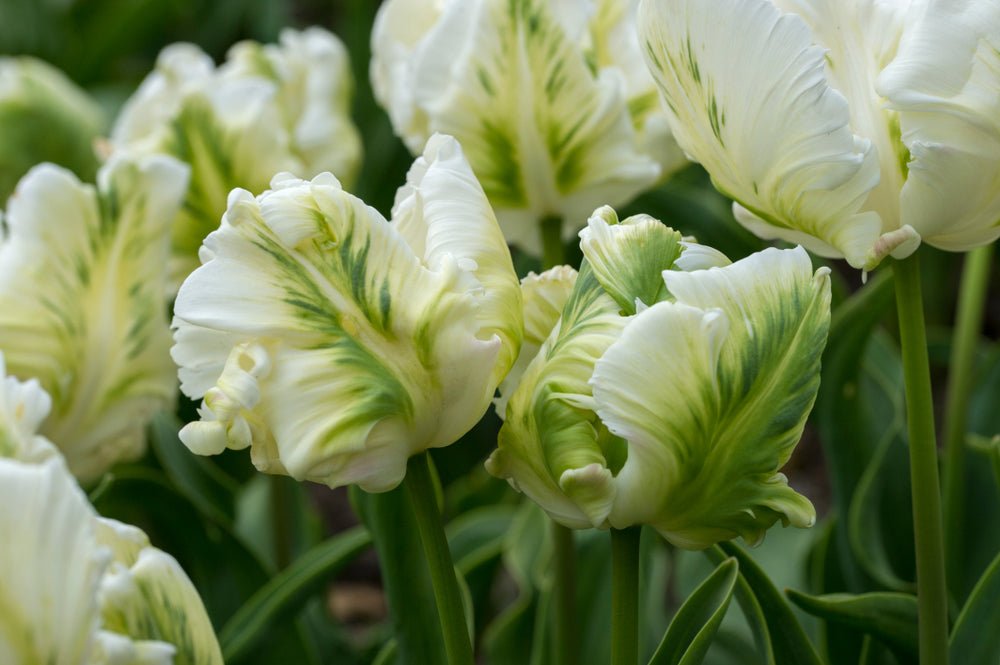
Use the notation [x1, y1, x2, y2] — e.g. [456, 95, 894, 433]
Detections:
[404, 453, 474, 665]
[551, 522, 578, 665]
[943, 243, 994, 596]
[610, 527, 641, 665]
[892, 253, 949, 665]
[541, 215, 565, 268]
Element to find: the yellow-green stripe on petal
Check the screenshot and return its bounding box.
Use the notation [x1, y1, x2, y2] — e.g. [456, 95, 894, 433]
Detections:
[173, 134, 522, 492]
[592, 246, 828, 547]
[0, 155, 188, 483]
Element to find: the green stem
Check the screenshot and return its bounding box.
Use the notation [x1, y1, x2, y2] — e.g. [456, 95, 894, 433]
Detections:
[611, 527, 641, 665]
[404, 453, 474, 665]
[551, 523, 578, 665]
[541, 215, 565, 268]
[943, 244, 994, 595]
[892, 254, 950, 665]
[270, 475, 293, 569]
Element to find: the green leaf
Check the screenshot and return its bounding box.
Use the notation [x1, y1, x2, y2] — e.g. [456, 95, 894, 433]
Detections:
[716, 542, 823, 665]
[786, 590, 917, 660]
[350, 484, 448, 665]
[218, 526, 371, 662]
[950, 550, 1000, 664]
[149, 412, 239, 527]
[704, 546, 774, 665]
[649, 558, 738, 665]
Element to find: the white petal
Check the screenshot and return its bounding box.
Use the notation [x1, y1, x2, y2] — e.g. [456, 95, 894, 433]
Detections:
[639, 0, 883, 267]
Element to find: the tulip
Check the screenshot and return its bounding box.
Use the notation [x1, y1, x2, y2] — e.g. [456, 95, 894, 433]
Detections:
[0, 56, 104, 201]
[0, 455, 223, 664]
[488, 207, 829, 548]
[172, 134, 522, 492]
[111, 27, 363, 290]
[0, 155, 187, 483]
[637, 0, 1000, 270]
[371, 0, 686, 254]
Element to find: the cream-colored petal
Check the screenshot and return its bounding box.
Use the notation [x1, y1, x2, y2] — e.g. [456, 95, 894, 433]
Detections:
[592, 247, 827, 547]
[489, 264, 628, 528]
[878, 0, 1000, 250]
[0, 457, 108, 664]
[639, 0, 883, 267]
[0, 352, 58, 463]
[495, 265, 578, 419]
[0, 155, 187, 482]
[95, 518, 223, 665]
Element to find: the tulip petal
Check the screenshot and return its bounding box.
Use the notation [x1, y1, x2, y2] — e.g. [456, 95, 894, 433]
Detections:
[0, 156, 187, 482]
[408, 0, 660, 251]
[0, 457, 108, 664]
[578, 205, 683, 314]
[489, 265, 628, 528]
[592, 247, 827, 547]
[878, 0, 1000, 251]
[495, 265, 578, 419]
[639, 0, 883, 268]
[95, 518, 224, 665]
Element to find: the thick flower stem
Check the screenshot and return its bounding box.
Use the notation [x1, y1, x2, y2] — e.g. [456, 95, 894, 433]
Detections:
[892, 254, 949, 665]
[943, 244, 994, 595]
[610, 527, 641, 665]
[404, 453, 474, 665]
[541, 215, 565, 268]
[551, 523, 578, 665]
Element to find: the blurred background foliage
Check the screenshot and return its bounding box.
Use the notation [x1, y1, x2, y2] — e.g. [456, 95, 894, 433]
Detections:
[2, 1, 998, 664]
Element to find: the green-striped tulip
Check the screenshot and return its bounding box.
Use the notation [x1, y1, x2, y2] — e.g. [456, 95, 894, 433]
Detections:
[489, 207, 829, 548]
[172, 134, 523, 492]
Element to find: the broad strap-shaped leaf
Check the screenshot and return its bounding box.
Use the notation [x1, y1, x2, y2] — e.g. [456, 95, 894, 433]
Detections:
[950, 550, 1000, 665]
[593, 246, 828, 546]
[95, 518, 224, 665]
[0, 155, 187, 483]
[787, 590, 917, 660]
[376, 0, 659, 252]
[495, 265, 578, 419]
[649, 557, 738, 665]
[488, 263, 629, 528]
[173, 134, 521, 492]
[638, 0, 883, 268]
[579, 205, 683, 314]
[878, 0, 1000, 252]
[0, 457, 108, 664]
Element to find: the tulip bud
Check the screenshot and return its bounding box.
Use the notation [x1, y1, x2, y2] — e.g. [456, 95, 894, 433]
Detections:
[0, 56, 103, 201]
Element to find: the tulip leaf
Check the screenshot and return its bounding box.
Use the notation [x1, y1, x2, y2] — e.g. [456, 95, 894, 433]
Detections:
[705, 546, 775, 665]
[149, 412, 239, 527]
[949, 550, 1000, 665]
[350, 483, 448, 665]
[218, 526, 371, 662]
[648, 557, 738, 665]
[716, 542, 823, 665]
[786, 590, 917, 660]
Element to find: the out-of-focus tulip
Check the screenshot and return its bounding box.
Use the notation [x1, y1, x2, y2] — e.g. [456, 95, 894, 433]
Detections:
[172, 134, 522, 492]
[0, 155, 187, 483]
[638, 0, 1000, 270]
[371, 0, 687, 254]
[488, 207, 829, 548]
[0, 56, 104, 201]
[111, 27, 362, 290]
